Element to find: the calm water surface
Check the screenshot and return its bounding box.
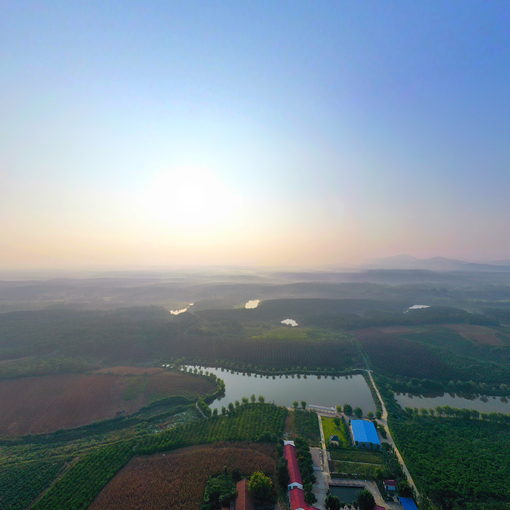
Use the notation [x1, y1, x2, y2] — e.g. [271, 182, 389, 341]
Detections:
[185, 366, 376, 412]
[329, 486, 364, 504]
[396, 392, 510, 414]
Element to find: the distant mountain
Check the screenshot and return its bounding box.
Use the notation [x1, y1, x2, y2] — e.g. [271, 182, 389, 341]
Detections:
[363, 255, 510, 272]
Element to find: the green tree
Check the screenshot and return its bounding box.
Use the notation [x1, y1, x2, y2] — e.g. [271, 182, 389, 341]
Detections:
[325, 494, 341, 510]
[397, 480, 413, 497]
[336, 405, 342, 414]
[301, 401, 307, 410]
[344, 404, 353, 416]
[277, 458, 289, 488]
[356, 489, 375, 510]
[354, 407, 363, 418]
[293, 401, 299, 409]
[248, 471, 273, 500]
[258, 395, 265, 403]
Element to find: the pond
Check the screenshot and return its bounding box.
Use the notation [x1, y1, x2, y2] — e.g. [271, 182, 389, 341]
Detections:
[395, 392, 510, 414]
[329, 485, 364, 504]
[169, 303, 194, 315]
[184, 366, 376, 413]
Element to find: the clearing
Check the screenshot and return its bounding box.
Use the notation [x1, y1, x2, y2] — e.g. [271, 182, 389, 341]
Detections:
[0, 369, 215, 436]
[445, 324, 504, 346]
[89, 442, 276, 510]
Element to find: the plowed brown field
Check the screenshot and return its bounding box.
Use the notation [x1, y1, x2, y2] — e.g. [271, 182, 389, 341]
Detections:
[0, 369, 214, 436]
[89, 442, 276, 510]
[446, 324, 504, 345]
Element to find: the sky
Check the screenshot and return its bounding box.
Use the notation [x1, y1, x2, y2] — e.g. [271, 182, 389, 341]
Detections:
[1, 1, 509, 269]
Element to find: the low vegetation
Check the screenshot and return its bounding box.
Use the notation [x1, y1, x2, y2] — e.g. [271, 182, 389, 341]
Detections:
[321, 416, 351, 447]
[31, 404, 285, 510]
[392, 415, 510, 509]
[287, 409, 321, 445]
[135, 403, 287, 454]
[0, 369, 215, 436]
[0, 460, 65, 510]
[294, 437, 316, 504]
[90, 443, 276, 510]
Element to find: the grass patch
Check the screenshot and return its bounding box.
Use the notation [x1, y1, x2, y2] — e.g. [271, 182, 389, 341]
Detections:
[331, 460, 382, 479]
[392, 415, 510, 508]
[321, 416, 350, 447]
[329, 448, 383, 464]
[250, 327, 316, 342]
[122, 376, 148, 401]
[292, 410, 320, 445]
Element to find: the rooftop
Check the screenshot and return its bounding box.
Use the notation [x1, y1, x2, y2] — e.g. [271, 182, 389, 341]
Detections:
[399, 497, 419, 510]
[351, 419, 381, 446]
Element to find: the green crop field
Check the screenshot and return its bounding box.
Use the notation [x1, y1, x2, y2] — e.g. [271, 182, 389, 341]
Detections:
[392, 415, 510, 509]
[330, 448, 384, 464]
[331, 460, 382, 479]
[321, 416, 351, 447]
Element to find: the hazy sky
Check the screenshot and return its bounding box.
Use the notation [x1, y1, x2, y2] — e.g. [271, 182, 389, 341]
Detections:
[1, 1, 509, 269]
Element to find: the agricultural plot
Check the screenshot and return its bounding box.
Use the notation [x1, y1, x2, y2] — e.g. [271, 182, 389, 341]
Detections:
[355, 328, 455, 380]
[136, 403, 287, 454]
[321, 416, 351, 447]
[33, 404, 286, 510]
[330, 460, 382, 479]
[286, 409, 321, 445]
[0, 460, 65, 510]
[330, 449, 384, 464]
[445, 323, 506, 346]
[89, 442, 276, 510]
[0, 369, 215, 436]
[392, 416, 510, 509]
[32, 441, 134, 510]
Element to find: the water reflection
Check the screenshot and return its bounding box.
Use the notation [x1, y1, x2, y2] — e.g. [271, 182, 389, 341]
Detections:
[396, 392, 510, 414]
[184, 365, 377, 412]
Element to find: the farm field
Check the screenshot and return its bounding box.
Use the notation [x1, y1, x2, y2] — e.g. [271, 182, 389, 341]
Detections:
[445, 323, 506, 345]
[321, 416, 351, 447]
[286, 409, 321, 445]
[329, 448, 384, 464]
[392, 416, 510, 509]
[0, 369, 215, 436]
[330, 460, 382, 478]
[89, 442, 276, 510]
[31, 404, 286, 510]
[0, 460, 65, 510]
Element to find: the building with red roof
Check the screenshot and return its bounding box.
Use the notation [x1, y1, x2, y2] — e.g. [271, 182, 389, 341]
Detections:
[284, 441, 303, 487]
[235, 479, 254, 510]
[383, 479, 397, 492]
[283, 440, 319, 510]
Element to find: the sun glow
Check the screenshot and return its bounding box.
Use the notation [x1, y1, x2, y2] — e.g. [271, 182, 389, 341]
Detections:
[138, 167, 239, 231]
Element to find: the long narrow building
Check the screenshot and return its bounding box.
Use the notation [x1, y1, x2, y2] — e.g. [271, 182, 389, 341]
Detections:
[283, 440, 319, 510]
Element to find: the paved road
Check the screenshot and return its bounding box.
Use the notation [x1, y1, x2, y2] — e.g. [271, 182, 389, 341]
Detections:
[365, 369, 420, 499]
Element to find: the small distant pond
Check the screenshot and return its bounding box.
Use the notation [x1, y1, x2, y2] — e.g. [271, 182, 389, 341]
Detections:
[396, 392, 510, 414]
[184, 366, 376, 413]
[169, 303, 194, 315]
[329, 485, 364, 504]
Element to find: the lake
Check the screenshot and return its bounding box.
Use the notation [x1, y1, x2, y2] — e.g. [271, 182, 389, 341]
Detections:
[184, 366, 376, 413]
[396, 392, 510, 414]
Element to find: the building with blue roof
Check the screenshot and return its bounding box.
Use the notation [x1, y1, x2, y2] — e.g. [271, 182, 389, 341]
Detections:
[399, 497, 419, 510]
[350, 419, 381, 449]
